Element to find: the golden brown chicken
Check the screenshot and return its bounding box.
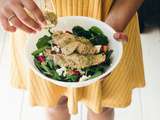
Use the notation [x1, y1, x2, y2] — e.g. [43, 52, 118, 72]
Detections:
[44, 31, 105, 69]
[45, 51, 105, 69]
[52, 31, 98, 55]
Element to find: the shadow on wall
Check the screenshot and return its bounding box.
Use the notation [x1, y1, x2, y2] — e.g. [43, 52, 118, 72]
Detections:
[138, 0, 160, 33]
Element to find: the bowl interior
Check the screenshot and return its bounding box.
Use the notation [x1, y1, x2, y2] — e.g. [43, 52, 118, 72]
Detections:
[25, 16, 123, 88]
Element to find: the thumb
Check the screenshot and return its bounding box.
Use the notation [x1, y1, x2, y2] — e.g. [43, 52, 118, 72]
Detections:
[113, 32, 128, 43]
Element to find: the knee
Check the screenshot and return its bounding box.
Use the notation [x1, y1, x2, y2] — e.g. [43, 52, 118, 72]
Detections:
[47, 96, 68, 114]
[88, 107, 114, 115]
[88, 107, 114, 120]
[46, 96, 70, 120]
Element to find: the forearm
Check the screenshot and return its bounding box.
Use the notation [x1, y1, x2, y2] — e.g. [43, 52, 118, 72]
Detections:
[105, 0, 144, 32]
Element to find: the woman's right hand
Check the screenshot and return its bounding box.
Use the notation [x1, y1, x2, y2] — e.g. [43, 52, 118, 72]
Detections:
[0, 0, 47, 33]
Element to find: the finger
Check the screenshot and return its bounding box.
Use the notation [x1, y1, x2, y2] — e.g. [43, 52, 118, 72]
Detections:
[113, 32, 128, 42]
[21, 0, 47, 25]
[1, 7, 36, 33]
[10, 3, 41, 31]
[10, 16, 36, 33]
[0, 15, 16, 32]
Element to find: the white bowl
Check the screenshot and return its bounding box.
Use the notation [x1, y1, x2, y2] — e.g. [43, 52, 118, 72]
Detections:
[25, 16, 123, 88]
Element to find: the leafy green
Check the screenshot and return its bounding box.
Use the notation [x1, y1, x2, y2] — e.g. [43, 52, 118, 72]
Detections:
[46, 58, 54, 69]
[41, 63, 61, 80]
[88, 71, 103, 79]
[65, 74, 79, 82]
[72, 26, 92, 39]
[84, 67, 95, 76]
[105, 50, 113, 65]
[84, 64, 105, 76]
[89, 26, 103, 35]
[34, 58, 45, 72]
[72, 26, 109, 45]
[34, 57, 61, 80]
[90, 35, 109, 45]
[50, 70, 61, 80]
[36, 35, 52, 49]
[32, 35, 52, 56]
[32, 46, 48, 56]
[82, 49, 113, 78]
[40, 63, 52, 74]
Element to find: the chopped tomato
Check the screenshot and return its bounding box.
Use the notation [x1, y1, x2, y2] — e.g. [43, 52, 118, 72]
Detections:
[67, 70, 80, 75]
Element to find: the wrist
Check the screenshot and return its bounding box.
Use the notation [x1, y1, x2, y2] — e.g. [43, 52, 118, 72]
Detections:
[105, 16, 126, 32]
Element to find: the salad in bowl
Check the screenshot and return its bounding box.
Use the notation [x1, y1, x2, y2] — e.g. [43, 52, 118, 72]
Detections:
[25, 16, 123, 88]
[32, 25, 113, 82]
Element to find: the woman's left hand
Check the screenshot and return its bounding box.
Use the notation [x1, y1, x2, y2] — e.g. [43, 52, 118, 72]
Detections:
[113, 32, 128, 43]
[105, 19, 128, 43]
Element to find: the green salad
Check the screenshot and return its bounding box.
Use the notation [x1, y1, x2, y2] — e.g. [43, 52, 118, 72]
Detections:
[32, 26, 113, 82]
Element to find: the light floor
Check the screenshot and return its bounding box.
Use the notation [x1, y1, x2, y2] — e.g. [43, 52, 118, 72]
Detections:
[0, 27, 160, 120]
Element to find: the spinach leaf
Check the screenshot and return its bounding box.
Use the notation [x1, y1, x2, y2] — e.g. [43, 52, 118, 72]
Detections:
[106, 50, 113, 59]
[89, 26, 103, 35]
[40, 63, 61, 80]
[95, 64, 106, 72]
[34, 58, 45, 72]
[50, 70, 61, 80]
[36, 35, 52, 49]
[32, 46, 48, 56]
[46, 58, 55, 69]
[41, 63, 51, 74]
[104, 50, 113, 66]
[89, 71, 103, 79]
[84, 64, 105, 76]
[72, 26, 109, 45]
[105, 50, 113, 65]
[65, 75, 79, 82]
[84, 67, 95, 76]
[72, 26, 92, 39]
[34, 57, 61, 80]
[90, 35, 109, 45]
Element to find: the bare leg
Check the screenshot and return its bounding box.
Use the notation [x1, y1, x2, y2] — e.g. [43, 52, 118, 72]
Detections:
[46, 96, 70, 120]
[87, 108, 114, 120]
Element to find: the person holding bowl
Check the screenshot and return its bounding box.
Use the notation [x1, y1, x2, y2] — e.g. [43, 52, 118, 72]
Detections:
[0, 0, 145, 120]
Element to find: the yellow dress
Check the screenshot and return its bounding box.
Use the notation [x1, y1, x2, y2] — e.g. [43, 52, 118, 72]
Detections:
[10, 0, 145, 114]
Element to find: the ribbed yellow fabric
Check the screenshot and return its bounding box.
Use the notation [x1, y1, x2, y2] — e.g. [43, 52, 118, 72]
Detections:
[10, 0, 145, 114]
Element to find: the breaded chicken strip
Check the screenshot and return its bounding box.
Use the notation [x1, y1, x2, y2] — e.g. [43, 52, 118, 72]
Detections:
[45, 52, 105, 69]
[52, 31, 98, 55]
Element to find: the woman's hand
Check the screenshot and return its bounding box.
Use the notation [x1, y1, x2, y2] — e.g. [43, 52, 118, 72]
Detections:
[105, 19, 128, 43]
[0, 0, 46, 33]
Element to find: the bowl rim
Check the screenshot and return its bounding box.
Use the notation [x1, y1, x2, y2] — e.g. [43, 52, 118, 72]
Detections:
[25, 16, 123, 88]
